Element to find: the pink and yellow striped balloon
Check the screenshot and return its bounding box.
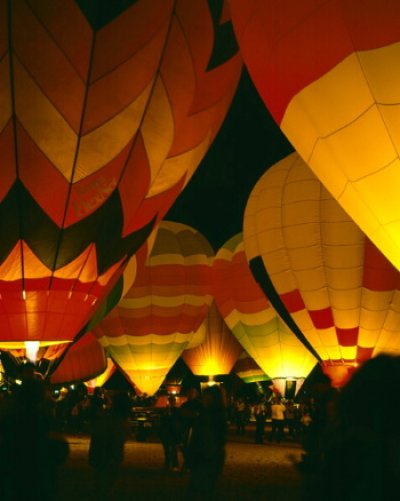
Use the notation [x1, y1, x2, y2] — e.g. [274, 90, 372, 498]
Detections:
[213, 232, 316, 391]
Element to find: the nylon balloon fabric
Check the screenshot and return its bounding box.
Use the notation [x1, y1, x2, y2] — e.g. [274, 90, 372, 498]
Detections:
[0, 0, 241, 344]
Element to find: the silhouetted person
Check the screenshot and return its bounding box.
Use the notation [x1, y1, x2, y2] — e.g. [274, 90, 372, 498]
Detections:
[180, 387, 202, 470]
[285, 400, 299, 438]
[159, 395, 182, 471]
[87, 387, 105, 423]
[304, 355, 400, 501]
[0, 376, 69, 500]
[234, 397, 246, 435]
[88, 391, 131, 500]
[185, 385, 227, 500]
[253, 400, 267, 444]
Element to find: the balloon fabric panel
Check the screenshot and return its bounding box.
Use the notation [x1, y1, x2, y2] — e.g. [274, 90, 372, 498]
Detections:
[182, 301, 242, 377]
[213, 233, 316, 380]
[0, 1, 241, 344]
[94, 221, 214, 395]
[243, 153, 400, 385]
[230, 0, 400, 272]
[50, 331, 107, 385]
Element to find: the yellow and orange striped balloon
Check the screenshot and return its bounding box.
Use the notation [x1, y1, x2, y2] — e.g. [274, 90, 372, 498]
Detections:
[244, 153, 400, 387]
[93, 221, 214, 395]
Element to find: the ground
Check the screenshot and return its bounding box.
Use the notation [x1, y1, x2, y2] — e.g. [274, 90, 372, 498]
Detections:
[58, 427, 305, 501]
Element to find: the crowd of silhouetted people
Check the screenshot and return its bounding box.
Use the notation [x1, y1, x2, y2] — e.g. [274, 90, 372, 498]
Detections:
[1, 354, 400, 500]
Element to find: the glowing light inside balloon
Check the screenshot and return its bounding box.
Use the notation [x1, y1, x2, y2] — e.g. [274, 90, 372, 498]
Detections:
[24, 341, 40, 363]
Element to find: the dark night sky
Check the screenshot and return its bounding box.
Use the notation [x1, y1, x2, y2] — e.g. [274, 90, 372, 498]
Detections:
[166, 68, 294, 252]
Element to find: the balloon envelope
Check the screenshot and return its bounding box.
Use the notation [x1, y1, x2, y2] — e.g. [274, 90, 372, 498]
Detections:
[231, 0, 400, 271]
[182, 301, 242, 377]
[0, 0, 241, 345]
[50, 332, 106, 385]
[244, 153, 400, 387]
[213, 232, 316, 385]
[233, 351, 270, 384]
[94, 221, 214, 395]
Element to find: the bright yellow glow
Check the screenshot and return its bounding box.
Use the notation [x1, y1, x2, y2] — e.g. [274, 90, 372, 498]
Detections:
[282, 46, 400, 271]
[24, 341, 40, 363]
[0, 340, 70, 349]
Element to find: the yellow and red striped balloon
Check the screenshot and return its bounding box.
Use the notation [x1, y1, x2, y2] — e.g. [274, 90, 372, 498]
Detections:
[230, 0, 400, 271]
[0, 0, 241, 346]
[213, 233, 316, 391]
[244, 153, 400, 387]
[182, 301, 242, 378]
[94, 221, 214, 395]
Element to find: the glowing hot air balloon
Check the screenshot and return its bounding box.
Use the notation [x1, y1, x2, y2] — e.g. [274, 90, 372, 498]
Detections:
[233, 351, 269, 384]
[84, 359, 116, 393]
[213, 233, 316, 394]
[94, 221, 214, 395]
[182, 301, 243, 379]
[50, 332, 107, 385]
[0, 1, 242, 348]
[230, 0, 400, 270]
[244, 153, 400, 387]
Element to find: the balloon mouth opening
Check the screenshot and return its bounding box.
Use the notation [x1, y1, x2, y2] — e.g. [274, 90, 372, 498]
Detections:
[24, 341, 40, 364]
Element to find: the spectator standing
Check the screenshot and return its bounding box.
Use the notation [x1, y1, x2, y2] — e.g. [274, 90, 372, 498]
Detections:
[159, 395, 182, 472]
[185, 385, 227, 500]
[180, 388, 202, 471]
[235, 398, 246, 435]
[253, 400, 267, 444]
[269, 397, 286, 443]
[0, 376, 69, 500]
[88, 391, 131, 500]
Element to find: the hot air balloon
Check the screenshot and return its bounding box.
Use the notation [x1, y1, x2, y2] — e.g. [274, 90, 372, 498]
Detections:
[93, 221, 214, 395]
[244, 153, 400, 387]
[84, 359, 116, 393]
[50, 332, 107, 386]
[230, 0, 400, 270]
[0, 1, 242, 349]
[182, 301, 243, 380]
[233, 351, 269, 384]
[213, 233, 316, 395]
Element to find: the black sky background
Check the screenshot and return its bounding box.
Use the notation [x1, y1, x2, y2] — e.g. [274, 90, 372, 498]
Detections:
[166, 68, 294, 251]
